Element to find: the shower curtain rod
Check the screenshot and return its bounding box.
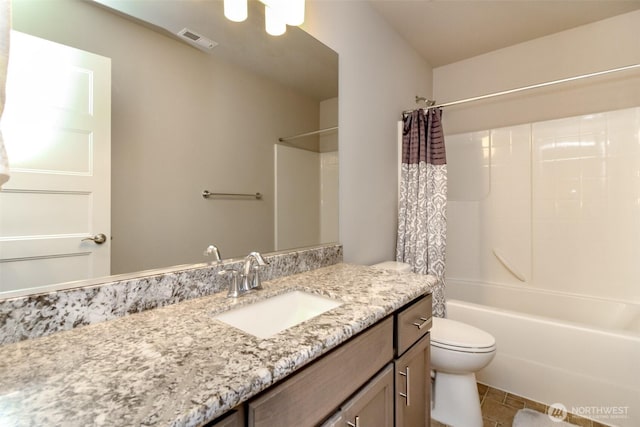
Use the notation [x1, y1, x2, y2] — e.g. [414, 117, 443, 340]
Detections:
[404, 63, 640, 114]
[278, 126, 338, 142]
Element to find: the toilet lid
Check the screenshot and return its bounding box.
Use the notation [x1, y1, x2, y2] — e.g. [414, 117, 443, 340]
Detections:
[431, 317, 495, 350]
[370, 261, 412, 273]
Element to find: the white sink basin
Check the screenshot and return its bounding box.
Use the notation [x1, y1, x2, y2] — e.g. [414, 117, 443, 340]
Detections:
[214, 290, 343, 339]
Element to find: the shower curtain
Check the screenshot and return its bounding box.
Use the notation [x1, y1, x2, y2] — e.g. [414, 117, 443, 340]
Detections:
[0, 0, 11, 188]
[396, 108, 447, 317]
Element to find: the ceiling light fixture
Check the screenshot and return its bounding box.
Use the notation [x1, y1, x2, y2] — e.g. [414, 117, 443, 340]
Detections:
[223, 0, 305, 36]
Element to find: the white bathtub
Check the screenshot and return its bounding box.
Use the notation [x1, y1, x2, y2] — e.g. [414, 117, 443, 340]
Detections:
[446, 279, 640, 427]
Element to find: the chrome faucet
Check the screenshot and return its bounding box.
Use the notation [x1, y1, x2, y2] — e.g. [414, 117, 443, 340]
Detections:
[218, 268, 242, 298]
[217, 251, 268, 298]
[204, 244, 222, 264]
[241, 251, 268, 292]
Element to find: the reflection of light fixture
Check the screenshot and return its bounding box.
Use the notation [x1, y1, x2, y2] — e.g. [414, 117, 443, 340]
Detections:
[224, 0, 248, 22]
[283, 0, 305, 26]
[264, 3, 286, 36]
[223, 0, 305, 36]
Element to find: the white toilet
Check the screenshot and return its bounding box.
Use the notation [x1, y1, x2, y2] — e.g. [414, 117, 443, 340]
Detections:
[370, 261, 496, 427]
[430, 317, 496, 427]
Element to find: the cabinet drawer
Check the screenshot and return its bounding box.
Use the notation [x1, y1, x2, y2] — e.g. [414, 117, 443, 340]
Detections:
[247, 316, 394, 427]
[396, 294, 432, 356]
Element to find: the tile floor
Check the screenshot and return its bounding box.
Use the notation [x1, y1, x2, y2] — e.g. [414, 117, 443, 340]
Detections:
[431, 383, 610, 427]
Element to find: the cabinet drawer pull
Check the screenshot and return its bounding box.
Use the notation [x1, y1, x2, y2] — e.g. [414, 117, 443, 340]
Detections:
[412, 317, 430, 330]
[398, 367, 410, 406]
[346, 415, 360, 427]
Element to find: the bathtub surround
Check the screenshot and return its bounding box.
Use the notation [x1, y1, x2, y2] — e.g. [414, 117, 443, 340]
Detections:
[445, 108, 640, 425]
[319, 97, 339, 244]
[397, 108, 447, 317]
[447, 107, 640, 302]
[0, 244, 342, 345]
[438, 11, 640, 300]
[435, 12, 640, 426]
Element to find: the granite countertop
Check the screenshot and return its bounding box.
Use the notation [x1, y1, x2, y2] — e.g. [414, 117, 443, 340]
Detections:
[0, 263, 435, 427]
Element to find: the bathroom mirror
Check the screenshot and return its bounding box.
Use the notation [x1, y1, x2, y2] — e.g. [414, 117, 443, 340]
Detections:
[0, 0, 338, 296]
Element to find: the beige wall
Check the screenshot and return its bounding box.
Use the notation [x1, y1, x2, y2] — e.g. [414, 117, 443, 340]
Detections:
[13, 0, 321, 272]
[304, 0, 433, 265]
[434, 10, 640, 134]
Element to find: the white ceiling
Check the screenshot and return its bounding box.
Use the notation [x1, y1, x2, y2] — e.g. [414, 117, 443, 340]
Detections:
[368, 0, 640, 67]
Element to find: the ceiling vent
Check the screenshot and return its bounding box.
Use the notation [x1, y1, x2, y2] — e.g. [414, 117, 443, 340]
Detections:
[177, 28, 218, 50]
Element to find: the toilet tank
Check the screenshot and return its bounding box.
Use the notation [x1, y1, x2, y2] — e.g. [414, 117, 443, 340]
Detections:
[370, 261, 412, 273]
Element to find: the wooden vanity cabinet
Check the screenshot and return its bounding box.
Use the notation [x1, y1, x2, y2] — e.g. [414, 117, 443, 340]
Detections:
[245, 293, 432, 427]
[247, 317, 394, 427]
[323, 294, 432, 427]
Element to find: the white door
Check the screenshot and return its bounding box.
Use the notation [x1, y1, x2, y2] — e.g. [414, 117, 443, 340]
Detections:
[0, 31, 111, 295]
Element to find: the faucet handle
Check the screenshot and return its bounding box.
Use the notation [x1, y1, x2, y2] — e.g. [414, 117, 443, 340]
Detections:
[243, 251, 268, 276]
[251, 265, 264, 290]
[248, 251, 268, 266]
[204, 244, 223, 263]
[218, 268, 241, 298]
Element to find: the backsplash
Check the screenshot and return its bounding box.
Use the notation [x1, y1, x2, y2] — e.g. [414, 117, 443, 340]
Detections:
[0, 244, 342, 345]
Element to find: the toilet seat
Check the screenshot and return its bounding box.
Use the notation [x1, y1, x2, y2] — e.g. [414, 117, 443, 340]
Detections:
[431, 317, 496, 353]
[432, 340, 496, 353]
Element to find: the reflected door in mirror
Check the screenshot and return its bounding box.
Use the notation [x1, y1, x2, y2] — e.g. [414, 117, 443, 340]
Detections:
[0, 31, 111, 293]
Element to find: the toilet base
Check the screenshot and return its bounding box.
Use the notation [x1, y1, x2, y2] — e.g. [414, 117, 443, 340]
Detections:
[431, 371, 483, 427]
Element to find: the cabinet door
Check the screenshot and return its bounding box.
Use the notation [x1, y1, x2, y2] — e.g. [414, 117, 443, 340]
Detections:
[395, 334, 430, 427]
[338, 364, 394, 427]
[248, 317, 394, 427]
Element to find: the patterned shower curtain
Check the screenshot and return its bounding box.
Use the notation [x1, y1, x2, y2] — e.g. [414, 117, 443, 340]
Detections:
[396, 108, 447, 317]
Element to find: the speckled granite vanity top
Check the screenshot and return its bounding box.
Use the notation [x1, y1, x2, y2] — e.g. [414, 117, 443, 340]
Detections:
[0, 264, 435, 427]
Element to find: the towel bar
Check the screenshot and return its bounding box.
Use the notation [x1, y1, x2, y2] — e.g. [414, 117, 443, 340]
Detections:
[202, 190, 262, 200]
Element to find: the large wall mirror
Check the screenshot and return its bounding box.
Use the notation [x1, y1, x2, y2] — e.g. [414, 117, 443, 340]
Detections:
[0, 0, 338, 297]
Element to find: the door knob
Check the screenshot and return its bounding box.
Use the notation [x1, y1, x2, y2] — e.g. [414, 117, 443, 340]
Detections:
[82, 233, 107, 244]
